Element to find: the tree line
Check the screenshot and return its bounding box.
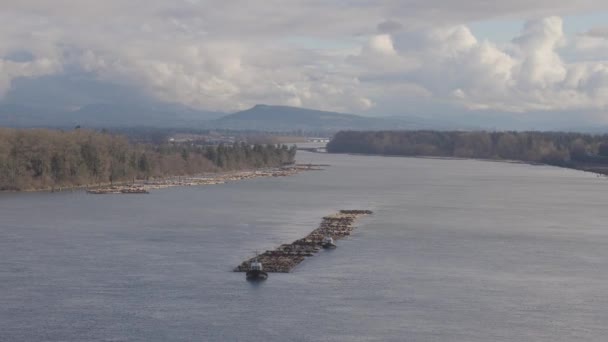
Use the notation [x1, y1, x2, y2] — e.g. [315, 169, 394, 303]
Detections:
[0, 128, 297, 191]
[327, 130, 608, 166]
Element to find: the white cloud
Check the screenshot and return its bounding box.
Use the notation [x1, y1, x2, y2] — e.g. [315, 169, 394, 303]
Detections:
[3, 1, 608, 120]
[365, 35, 397, 56]
[381, 16, 608, 113]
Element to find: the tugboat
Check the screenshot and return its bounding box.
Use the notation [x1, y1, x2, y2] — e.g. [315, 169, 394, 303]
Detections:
[322, 236, 337, 249]
[246, 257, 268, 281]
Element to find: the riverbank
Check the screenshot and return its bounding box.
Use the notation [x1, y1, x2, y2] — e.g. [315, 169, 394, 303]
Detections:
[327, 130, 608, 177]
[0, 128, 298, 193]
[4, 164, 325, 194]
[331, 151, 608, 177]
[85, 164, 326, 195]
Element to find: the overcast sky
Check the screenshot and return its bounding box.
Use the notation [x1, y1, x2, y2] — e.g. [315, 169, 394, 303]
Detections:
[3, 1, 608, 122]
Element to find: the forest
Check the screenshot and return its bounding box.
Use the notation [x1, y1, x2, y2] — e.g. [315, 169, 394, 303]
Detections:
[0, 128, 297, 191]
[328, 130, 608, 169]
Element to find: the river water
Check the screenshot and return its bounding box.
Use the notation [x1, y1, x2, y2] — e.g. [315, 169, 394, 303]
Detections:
[1, 151, 608, 341]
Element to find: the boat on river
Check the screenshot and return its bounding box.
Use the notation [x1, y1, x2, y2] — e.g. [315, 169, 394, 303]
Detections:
[246, 258, 268, 281]
[322, 236, 337, 249]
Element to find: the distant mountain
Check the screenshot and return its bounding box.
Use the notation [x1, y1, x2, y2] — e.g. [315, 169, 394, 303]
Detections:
[214, 105, 365, 130]
[211, 104, 437, 131]
[0, 103, 224, 128]
[0, 102, 456, 131]
[5, 101, 599, 133]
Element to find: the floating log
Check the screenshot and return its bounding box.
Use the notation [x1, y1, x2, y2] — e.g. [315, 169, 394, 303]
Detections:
[86, 166, 315, 195]
[86, 185, 148, 194]
[235, 210, 372, 273]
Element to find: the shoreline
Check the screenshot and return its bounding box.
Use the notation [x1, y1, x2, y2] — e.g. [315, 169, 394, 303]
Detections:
[86, 164, 324, 194]
[328, 151, 608, 176]
[6, 164, 325, 194]
[333, 151, 538, 165]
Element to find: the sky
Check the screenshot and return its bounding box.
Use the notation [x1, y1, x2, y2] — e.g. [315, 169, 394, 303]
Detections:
[3, 1, 608, 124]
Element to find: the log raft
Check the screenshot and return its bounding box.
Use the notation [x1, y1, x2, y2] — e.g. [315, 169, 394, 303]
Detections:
[86, 166, 314, 195]
[235, 210, 372, 273]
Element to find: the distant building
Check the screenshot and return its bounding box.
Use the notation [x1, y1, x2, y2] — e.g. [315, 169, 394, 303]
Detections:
[306, 138, 330, 143]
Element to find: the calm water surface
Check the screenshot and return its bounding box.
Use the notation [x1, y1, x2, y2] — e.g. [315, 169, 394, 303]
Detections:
[1, 151, 608, 341]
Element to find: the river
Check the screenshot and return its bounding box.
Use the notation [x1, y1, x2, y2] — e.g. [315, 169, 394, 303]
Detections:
[1, 150, 608, 341]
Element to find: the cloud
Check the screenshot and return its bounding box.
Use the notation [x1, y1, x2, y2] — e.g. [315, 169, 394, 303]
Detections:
[365, 35, 397, 56]
[2, 1, 608, 120]
[379, 16, 608, 113]
[377, 20, 403, 33]
[585, 26, 608, 38]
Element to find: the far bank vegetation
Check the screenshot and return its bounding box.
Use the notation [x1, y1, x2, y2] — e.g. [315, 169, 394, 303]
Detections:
[328, 130, 608, 169]
[0, 128, 296, 191]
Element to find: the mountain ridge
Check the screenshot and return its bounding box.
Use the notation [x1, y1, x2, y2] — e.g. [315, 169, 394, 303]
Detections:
[211, 104, 433, 131]
[1, 102, 597, 132]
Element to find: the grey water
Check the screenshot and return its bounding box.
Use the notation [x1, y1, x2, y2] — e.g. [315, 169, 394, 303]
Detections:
[2, 151, 608, 341]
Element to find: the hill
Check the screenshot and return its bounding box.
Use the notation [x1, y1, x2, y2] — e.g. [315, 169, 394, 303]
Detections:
[0, 102, 468, 132]
[211, 104, 432, 131]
